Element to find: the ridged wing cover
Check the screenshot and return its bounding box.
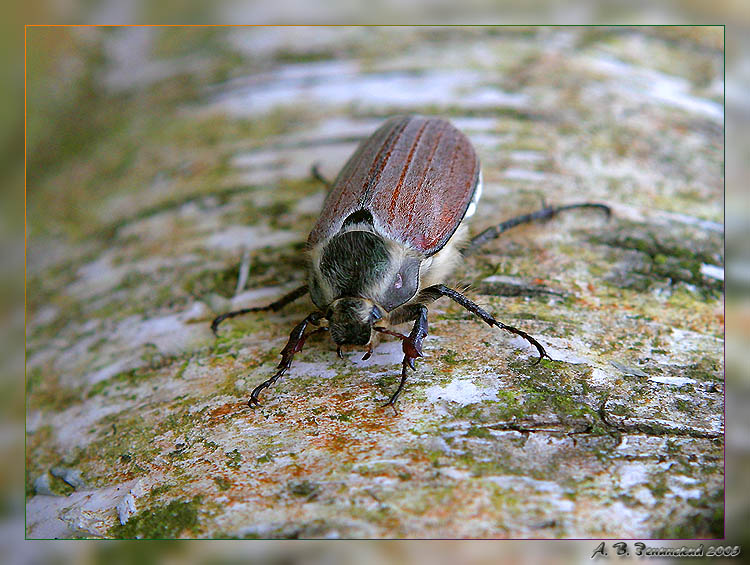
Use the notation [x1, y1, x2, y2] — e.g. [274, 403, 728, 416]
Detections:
[307, 116, 480, 257]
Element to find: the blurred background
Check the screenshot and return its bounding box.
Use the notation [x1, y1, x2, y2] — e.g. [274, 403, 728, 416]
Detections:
[4, 0, 746, 564]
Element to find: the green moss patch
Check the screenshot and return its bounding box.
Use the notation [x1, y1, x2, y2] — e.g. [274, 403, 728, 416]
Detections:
[593, 221, 723, 295]
[111, 497, 202, 539]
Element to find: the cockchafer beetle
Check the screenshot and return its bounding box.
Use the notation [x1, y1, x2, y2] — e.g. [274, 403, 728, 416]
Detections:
[212, 115, 610, 407]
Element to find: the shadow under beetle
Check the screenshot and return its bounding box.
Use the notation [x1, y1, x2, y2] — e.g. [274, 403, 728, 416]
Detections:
[212, 115, 610, 407]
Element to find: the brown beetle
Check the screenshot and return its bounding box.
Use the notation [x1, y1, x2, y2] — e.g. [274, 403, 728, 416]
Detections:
[212, 116, 610, 406]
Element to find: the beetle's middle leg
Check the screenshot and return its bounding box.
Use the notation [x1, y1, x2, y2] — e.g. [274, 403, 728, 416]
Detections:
[248, 310, 326, 406]
[420, 284, 551, 364]
[375, 304, 429, 406]
[211, 284, 309, 335]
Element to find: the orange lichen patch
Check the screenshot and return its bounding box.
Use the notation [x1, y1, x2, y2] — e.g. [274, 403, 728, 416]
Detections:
[310, 413, 388, 455]
[209, 402, 245, 420]
[573, 297, 604, 311]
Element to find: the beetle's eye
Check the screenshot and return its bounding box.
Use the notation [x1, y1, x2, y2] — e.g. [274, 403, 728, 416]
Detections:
[394, 273, 403, 289]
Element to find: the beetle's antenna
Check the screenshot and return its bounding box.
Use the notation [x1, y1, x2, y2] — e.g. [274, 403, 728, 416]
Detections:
[362, 344, 373, 361]
[462, 202, 611, 256]
[374, 327, 409, 341]
[211, 284, 309, 335]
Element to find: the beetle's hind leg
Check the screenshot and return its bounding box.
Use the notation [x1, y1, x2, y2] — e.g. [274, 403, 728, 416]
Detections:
[462, 202, 611, 256]
[248, 311, 326, 406]
[420, 284, 551, 364]
[310, 163, 333, 189]
[211, 284, 309, 335]
[375, 304, 429, 406]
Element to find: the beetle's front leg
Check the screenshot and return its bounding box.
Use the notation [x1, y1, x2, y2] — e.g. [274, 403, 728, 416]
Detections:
[421, 284, 551, 364]
[248, 311, 326, 406]
[377, 304, 429, 406]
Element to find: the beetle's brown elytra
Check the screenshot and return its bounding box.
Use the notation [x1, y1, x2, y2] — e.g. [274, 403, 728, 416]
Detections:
[211, 115, 611, 407]
[308, 116, 480, 256]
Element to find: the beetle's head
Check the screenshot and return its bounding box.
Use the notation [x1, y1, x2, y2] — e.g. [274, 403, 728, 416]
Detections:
[327, 297, 383, 346]
[309, 211, 422, 347]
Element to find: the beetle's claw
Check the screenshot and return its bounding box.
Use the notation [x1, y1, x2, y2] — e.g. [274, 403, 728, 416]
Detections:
[382, 400, 400, 414]
[528, 338, 549, 365]
[532, 347, 551, 365]
[337, 346, 344, 359]
[530, 341, 552, 364]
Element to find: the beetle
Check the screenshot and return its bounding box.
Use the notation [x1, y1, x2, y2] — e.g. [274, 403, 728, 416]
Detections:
[212, 115, 610, 407]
